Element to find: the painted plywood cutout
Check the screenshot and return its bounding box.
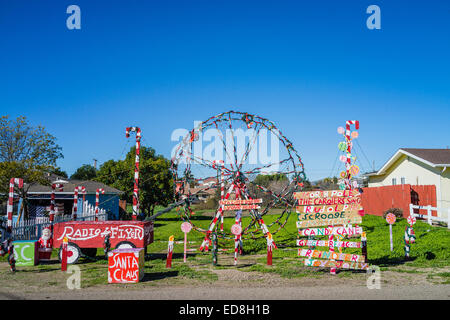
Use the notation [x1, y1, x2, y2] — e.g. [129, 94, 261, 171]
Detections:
[296, 216, 362, 228]
[303, 258, 369, 270]
[299, 248, 365, 262]
[297, 239, 361, 248]
[294, 189, 361, 200]
[108, 248, 144, 283]
[222, 204, 260, 211]
[219, 199, 262, 205]
[299, 226, 363, 237]
[297, 196, 361, 206]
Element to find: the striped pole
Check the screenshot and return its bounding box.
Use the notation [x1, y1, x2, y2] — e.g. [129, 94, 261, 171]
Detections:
[126, 127, 141, 221]
[213, 160, 225, 232]
[95, 188, 105, 221]
[233, 210, 242, 266]
[345, 120, 359, 189]
[50, 183, 64, 226]
[199, 183, 235, 251]
[7, 178, 23, 233]
[73, 186, 86, 220]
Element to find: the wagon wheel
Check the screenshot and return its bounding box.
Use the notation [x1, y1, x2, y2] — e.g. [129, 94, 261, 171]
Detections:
[170, 111, 307, 241]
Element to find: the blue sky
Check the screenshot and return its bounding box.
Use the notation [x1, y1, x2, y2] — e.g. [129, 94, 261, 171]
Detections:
[1, 0, 449, 181]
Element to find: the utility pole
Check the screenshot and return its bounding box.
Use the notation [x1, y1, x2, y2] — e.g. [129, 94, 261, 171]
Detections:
[93, 159, 98, 170]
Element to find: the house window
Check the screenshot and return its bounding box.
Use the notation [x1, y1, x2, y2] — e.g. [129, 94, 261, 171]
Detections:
[392, 178, 397, 185]
[401, 177, 406, 185]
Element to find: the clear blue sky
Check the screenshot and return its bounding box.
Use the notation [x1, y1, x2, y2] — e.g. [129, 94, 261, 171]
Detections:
[1, 0, 449, 181]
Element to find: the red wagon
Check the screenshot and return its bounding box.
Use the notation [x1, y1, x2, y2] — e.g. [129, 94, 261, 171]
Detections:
[52, 220, 154, 264]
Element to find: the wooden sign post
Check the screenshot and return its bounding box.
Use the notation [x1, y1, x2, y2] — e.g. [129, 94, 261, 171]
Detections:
[294, 189, 369, 272]
[386, 213, 396, 252]
[180, 222, 192, 263]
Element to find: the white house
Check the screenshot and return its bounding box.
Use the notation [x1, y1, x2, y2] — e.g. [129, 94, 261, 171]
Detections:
[366, 148, 450, 213]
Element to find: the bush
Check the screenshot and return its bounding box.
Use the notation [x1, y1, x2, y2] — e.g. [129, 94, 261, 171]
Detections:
[382, 207, 403, 220]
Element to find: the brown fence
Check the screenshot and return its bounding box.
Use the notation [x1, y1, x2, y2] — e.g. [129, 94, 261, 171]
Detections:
[361, 184, 437, 217]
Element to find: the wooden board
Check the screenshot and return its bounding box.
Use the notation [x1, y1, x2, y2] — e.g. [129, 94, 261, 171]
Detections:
[298, 248, 365, 262]
[303, 258, 369, 270]
[296, 204, 362, 213]
[296, 216, 362, 228]
[297, 239, 361, 248]
[222, 204, 260, 211]
[297, 196, 361, 206]
[219, 199, 262, 205]
[294, 190, 361, 200]
[298, 226, 363, 237]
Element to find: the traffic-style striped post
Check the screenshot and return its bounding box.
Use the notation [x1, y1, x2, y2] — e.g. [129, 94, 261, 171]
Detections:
[213, 160, 225, 232]
[95, 188, 105, 221]
[7, 178, 23, 234]
[73, 186, 86, 220]
[126, 127, 141, 221]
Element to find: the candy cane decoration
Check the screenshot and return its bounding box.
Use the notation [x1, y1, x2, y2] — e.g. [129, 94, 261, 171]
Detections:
[7, 178, 23, 233]
[95, 188, 105, 221]
[231, 210, 243, 265]
[199, 183, 235, 251]
[73, 186, 86, 220]
[50, 183, 64, 226]
[345, 120, 359, 189]
[213, 160, 225, 232]
[126, 127, 141, 221]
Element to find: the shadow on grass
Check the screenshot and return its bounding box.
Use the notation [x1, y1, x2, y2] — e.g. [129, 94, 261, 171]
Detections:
[140, 271, 179, 282]
[145, 252, 200, 261]
[368, 256, 415, 267]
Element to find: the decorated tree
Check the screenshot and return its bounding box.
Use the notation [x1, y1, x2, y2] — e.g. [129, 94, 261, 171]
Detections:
[0, 115, 63, 218]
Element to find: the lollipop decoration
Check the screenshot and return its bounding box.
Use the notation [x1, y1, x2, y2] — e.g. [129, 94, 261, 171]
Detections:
[404, 215, 416, 259]
[386, 213, 396, 251]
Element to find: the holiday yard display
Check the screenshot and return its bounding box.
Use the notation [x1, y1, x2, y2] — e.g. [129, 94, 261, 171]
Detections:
[166, 235, 174, 268]
[180, 222, 192, 263]
[295, 121, 369, 273]
[171, 111, 307, 265]
[11, 240, 39, 266]
[108, 248, 145, 283]
[37, 227, 53, 261]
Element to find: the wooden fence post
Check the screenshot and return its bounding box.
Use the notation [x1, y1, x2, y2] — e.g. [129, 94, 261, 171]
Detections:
[427, 205, 432, 225]
[447, 208, 450, 229]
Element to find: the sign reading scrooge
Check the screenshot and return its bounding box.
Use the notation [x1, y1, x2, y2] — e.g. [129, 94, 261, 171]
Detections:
[294, 189, 368, 271]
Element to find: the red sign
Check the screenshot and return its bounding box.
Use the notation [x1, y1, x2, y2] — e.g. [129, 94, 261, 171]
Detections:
[108, 248, 144, 283]
[52, 221, 154, 249]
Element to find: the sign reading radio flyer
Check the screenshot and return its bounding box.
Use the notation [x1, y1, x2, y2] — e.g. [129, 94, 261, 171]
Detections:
[294, 189, 369, 271]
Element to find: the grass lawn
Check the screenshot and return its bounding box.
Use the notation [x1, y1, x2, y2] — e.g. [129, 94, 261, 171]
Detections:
[1, 207, 449, 288]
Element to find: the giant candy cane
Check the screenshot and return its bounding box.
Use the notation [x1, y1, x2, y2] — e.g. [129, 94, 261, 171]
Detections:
[73, 186, 86, 220]
[126, 127, 141, 220]
[7, 178, 23, 233]
[95, 188, 105, 221]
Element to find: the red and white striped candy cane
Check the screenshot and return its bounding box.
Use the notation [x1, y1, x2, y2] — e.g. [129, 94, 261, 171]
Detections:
[213, 160, 225, 232]
[126, 127, 141, 220]
[95, 188, 105, 221]
[345, 120, 359, 189]
[73, 186, 86, 220]
[50, 183, 64, 225]
[199, 182, 235, 251]
[7, 178, 23, 233]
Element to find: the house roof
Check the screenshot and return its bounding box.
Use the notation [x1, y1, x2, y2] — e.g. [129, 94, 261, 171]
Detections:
[26, 179, 124, 194]
[372, 148, 450, 176]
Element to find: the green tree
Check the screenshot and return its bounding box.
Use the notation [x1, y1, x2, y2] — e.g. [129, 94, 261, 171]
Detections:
[0, 115, 63, 218]
[95, 146, 173, 218]
[50, 167, 68, 178]
[70, 164, 97, 180]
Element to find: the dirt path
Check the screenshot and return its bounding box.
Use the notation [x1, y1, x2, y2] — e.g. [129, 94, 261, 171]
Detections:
[0, 262, 449, 300]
